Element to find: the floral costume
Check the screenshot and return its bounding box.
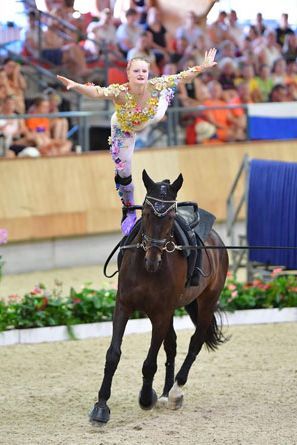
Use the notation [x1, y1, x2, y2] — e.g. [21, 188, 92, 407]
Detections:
[99, 69, 196, 235]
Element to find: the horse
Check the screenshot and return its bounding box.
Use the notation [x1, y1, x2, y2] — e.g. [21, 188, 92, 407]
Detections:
[90, 170, 229, 423]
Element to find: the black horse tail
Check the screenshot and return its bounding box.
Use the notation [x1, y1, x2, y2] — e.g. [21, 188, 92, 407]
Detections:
[185, 302, 229, 351]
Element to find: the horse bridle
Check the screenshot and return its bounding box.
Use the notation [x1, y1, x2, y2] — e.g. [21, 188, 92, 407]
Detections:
[140, 195, 177, 253]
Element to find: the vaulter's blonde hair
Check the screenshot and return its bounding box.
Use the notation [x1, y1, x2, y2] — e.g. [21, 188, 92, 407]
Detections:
[126, 57, 150, 71]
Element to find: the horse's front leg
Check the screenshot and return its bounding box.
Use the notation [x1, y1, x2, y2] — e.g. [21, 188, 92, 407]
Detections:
[159, 317, 176, 403]
[139, 315, 172, 410]
[90, 301, 130, 424]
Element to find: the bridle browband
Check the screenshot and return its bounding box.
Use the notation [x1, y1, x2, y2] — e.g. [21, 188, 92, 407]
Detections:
[136, 195, 177, 252]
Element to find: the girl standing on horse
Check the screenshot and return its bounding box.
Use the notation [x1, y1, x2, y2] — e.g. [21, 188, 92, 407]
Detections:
[57, 48, 217, 235]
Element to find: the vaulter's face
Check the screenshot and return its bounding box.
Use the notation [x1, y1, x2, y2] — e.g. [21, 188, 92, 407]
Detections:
[127, 60, 149, 86]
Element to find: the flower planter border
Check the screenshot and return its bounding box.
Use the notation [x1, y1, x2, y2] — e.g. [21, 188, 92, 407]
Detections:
[1, 308, 297, 346]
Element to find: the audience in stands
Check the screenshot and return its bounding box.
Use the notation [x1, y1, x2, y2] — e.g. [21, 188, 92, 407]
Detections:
[1, 5, 297, 157]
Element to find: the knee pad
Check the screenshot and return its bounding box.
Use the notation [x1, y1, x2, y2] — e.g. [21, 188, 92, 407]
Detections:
[114, 174, 132, 186]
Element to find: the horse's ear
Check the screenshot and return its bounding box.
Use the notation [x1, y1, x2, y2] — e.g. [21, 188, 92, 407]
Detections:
[142, 169, 155, 191]
[171, 173, 183, 194]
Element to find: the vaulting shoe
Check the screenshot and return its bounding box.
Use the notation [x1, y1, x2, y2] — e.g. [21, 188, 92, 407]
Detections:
[121, 211, 137, 236]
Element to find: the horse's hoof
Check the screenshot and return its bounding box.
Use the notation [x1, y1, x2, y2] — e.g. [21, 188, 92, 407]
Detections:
[138, 388, 158, 410]
[89, 402, 110, 424]
[168, 382, 184, 410]
[156, 395, 168, 408]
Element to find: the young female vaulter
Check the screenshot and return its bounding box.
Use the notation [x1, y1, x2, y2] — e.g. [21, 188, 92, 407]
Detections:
[57, 48, 217, 235]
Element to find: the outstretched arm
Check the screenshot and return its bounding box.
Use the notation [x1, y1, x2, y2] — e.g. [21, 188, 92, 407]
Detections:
[57, 75, 124, 100]
[150, 49, 217, 90]
[176, 48, 217, 83]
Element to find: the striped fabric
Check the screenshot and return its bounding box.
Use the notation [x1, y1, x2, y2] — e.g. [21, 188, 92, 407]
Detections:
[247, 102, 297, 140]
[247, 159, 297, 269]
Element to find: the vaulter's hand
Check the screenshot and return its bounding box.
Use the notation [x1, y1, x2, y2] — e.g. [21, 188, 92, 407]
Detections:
[57, 75, 77, 90]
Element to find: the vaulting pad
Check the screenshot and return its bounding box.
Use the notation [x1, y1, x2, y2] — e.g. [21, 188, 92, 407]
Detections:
[247, 159, 297, 269]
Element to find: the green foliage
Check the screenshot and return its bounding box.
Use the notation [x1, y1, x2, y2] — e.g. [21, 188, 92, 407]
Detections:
[220, 273, 297, 312]
[0, 272, 296, 332]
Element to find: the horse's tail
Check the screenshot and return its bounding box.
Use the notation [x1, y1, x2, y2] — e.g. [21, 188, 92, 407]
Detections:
[205, 309, 229, 351]
[185, 301, 229, 351]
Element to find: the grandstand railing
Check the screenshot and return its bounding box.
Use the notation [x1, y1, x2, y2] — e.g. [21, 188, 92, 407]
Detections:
[0, 103, 249, 154]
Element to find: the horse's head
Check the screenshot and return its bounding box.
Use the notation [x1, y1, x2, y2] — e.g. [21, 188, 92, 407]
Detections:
[141, 169, 183, 272]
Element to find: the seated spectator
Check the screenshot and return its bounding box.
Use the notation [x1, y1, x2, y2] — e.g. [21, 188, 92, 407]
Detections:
[286, 60, 297, 86]
[25, 96, 72, 155]
[208, 11, 230, 46]
[116, 8, 142, 57]
[127, 31, 159, 75]
[227, 10, 245, 51]
[176, 11, 203, 47]
[49, 0, 86, 36]
[218, 57, 237, 92]
[43, 88, 69, 140]
[0, 69, 13, 101]
[130, 0, 148, 25]
[0, 95, 29, 155]
[258, 30, 282, 68]
[178, 59, 204, 107]
[198, 80, 246, 142]
[85, 8, 122, 62]
[217, 40, 237, 62]
[236, 63, 262, 102]
[254, 64, 274, 102]
[268, 84, 289, 102]
[23, 10, 39, 58]
[245, 25, 265, 53]
[144, 7, 171, 67]
[42, 25, 90, 78]
[3, 59, 26, 114]
[271, 57, 287, 85]
[287, 82, 297, 101]
[254, 12, 266, 36]
[275, 13, 294, 47]
[282, 33, 297, 63]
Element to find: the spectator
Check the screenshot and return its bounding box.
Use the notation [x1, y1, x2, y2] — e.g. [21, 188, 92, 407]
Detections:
[43, 88, 69, 140]
[0, 69, 13, 101]
[145, 7, 171, 66]
[23, 10, 40, 58]
[0, 95, 29, 155]
[217, 40, 237, 62]
[258, 30, 282, 68]
[176, 11, 203, 47]
[282, 33, 297, 63]
[271, 57, 287, 85]
[254, 12, 266, 36]
[286, 60, 297, 86]
[287, 81, 297, 101]
[275, 13, 294, 47]
[49, 0, 86, 36]
[236, 63, 261, 102]
[254, 64, 274, 102]
[116, 8, 142, 57]
[42, 25, 90, 78]
[127, 32, 159, 75]
[208, 11, 230, 46]
[268, 84, 289, 102]
[3, 59, 26, 114]
[218, 57, 237, 91]
[85, 8, 122, 61]
[25, 96, 72, 155]
[227, 10, 245, 51]
[130, 0, 148, 25]
[200, 80, 246, 142]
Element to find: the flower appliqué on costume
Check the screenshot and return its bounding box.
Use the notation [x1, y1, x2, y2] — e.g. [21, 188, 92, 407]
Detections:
[108, 125, 131, 171]
[115, 92, 159, 133]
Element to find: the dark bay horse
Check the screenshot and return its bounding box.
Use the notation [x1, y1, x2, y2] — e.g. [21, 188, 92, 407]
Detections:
[90, 170, 229, 423]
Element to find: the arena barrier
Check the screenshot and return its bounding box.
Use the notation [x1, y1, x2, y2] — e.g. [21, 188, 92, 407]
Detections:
[1, 139, 297, 242]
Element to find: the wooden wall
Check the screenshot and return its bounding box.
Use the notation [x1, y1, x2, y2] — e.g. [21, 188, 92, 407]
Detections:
[1, 140, 297, 242]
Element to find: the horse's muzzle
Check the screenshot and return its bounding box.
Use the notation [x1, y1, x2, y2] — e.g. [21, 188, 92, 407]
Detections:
[144, 254, 161, 273]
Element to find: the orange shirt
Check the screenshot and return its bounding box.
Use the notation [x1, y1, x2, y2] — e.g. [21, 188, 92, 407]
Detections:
[26, 117, 50, 132]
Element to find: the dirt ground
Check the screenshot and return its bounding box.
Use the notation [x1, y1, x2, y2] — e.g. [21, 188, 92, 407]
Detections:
[1, 323, 297, 445]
